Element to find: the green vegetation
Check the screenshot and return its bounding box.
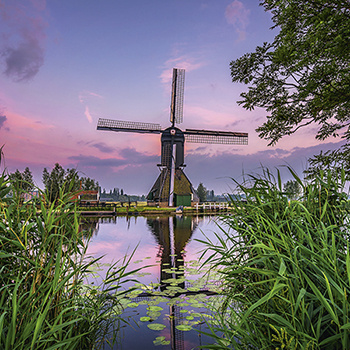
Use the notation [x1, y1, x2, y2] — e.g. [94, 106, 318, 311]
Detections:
[231, 0, 350, 145]
[230, 0, 350, 174]
[42, 163, 99, 202]
[0, 154, 139, 349]
[201, 167, 350, 349]
[100, 187, 145, 202]
[8, 167, 34, 192]
[283, 179, 302, 200]
[197, 183, 207, 203]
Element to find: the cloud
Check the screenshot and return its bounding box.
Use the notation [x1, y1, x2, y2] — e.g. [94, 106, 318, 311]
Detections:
[84, 106, 93, 123]
[119, 148, 158, 164]
[78, 91, 104, 104]
[91, 142, 115, 154]
[68, 148, 158, 169]
[0, 1, 48, 82]
[225, 1, 250, 41]
[160, 56, 205, 85]
[185, 140, 346, 191]
[68, 155, 127, 168]
[79, 91, 103, 123]
[0, 115, 8, 129]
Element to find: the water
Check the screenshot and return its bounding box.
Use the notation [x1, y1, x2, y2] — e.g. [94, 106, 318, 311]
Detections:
[83, 214, 227, 350]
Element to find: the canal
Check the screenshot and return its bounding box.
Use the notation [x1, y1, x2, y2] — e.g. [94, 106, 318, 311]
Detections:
[82, 214, 229, 349]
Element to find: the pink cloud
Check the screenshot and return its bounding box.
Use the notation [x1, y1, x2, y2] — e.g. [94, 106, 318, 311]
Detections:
[84, 106, 93, 123]
[79, 91, 104, 104]
[160, 56, 206, 85]
[225, 1, 250, 41]
[6, 111, 54, 131]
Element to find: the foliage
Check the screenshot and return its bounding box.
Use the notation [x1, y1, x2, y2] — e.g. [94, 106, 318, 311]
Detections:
[201, 167, 350, 349]
[283, 179, 302, 200]
[0, 165, 137, 349]
[42, 163, 99, 202]
[197, 183, 207, 203]
[9, 167, 34, 192]
[100, 187, 145, 202]
[304, 143, 350, 181]
[230, 0, 350, 146]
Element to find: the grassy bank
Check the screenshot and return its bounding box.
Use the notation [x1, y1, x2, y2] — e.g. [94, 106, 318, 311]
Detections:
[202, 168, 350, 349]
[78, 203, 230, 216]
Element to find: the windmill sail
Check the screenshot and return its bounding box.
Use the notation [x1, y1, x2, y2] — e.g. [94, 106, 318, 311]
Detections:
[97, 67, 248, 208]
[184, 129, 248, 145]
[170, 68, 185, 125]
[97, 118, 162, 134]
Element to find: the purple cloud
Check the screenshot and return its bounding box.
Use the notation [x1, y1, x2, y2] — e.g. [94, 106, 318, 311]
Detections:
[68, 148, 158, 168]
[0, 115, 7, 129]
[91, 142, 115, 154]
[68, 155, 127, 168]
[119, 148, 158, 164]
[0, 2, 47, 82]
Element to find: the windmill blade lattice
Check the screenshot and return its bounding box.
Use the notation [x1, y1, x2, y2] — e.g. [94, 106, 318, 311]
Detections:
[97, 118, 162, 134]
[184, 129, 248, 145]
[170, 68, 185, 125]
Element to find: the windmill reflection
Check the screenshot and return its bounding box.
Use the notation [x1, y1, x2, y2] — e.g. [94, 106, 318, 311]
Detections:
[146, 215, 205, 350]
[146, 215, 199, 289]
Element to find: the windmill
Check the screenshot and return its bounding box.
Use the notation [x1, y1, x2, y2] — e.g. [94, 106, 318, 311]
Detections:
[97, 68, 248, 207]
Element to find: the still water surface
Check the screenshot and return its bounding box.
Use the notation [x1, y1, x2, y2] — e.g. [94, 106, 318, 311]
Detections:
[84, 215, 228, 350]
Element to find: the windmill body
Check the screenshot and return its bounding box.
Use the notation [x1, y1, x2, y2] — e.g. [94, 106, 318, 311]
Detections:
[97, 68, 248, 207]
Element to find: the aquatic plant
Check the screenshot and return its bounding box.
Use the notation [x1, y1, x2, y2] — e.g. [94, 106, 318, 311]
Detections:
[200, 167, 350, 349]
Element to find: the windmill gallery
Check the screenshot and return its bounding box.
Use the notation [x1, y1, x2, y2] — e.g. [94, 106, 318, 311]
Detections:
[97, 68, 248, 207]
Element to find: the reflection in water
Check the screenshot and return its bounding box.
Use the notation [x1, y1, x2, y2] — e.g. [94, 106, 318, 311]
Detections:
[146, 215, 198, 289]
[80, 217, 100, 237]
[145, 216, 202, 350]
[85, 214, 217, 350]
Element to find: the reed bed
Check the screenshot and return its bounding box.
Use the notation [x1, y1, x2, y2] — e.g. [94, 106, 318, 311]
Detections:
[0, 168, 138, 349]
[201, 168, 350, 349]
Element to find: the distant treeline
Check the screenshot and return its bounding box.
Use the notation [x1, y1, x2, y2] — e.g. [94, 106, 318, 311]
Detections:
[100, 187, 146, 202]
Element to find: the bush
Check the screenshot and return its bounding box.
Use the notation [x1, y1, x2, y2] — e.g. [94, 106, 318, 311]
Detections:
[202, 167, 350, 349]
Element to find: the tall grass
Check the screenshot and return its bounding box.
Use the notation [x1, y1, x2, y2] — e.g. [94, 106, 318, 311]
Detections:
[0, 163, 138, 349]
[201, 167, 350, 349]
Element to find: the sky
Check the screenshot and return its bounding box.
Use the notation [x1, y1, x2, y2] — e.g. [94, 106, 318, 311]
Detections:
[0, 0, 344, 195]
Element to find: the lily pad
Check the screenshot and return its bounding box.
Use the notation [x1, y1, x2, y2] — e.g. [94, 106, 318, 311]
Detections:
[140, 316, 151, 322]
[176, 325, 192, 331]
[153, 336, 170, 346]
[127, 302, 139, 308]
[147, 305, 163, 311]
[147, 323, 166, 331]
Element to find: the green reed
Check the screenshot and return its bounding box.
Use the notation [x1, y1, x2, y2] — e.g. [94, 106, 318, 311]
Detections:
[0, 167, 138, 349]
[200, 167, 350, 349]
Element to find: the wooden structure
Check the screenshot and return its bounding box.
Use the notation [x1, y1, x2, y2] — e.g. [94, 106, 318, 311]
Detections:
[97, 68, 248, 207]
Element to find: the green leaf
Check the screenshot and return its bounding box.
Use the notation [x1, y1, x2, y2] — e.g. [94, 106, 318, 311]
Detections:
[176, 325, 192, 331]
[147, 323, 166, 331]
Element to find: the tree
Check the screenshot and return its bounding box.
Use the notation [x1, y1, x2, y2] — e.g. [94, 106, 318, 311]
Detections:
[22, 167, 34, 191]
[42, 164, 98, 202]
[42, 163, 65, 202]
[81, 177, 99, 191]
[196, 183, 207, 203]
[230, 0, 350, 146]
[283, 180, 302, 200]
[9, 167, 34, 192]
